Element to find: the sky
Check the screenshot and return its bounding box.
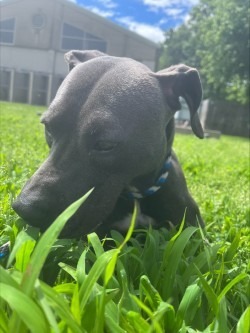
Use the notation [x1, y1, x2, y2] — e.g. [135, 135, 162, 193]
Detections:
[67, 0, 199, 43]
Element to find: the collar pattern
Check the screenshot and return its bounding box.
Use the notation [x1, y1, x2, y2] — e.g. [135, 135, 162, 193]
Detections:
[127, 155, 172, 199]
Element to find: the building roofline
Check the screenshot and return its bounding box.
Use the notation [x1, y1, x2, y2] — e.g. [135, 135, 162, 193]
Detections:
[59, 0, 159, 48]
[0, 0, 160, 49]
[0, 0, 21, 5]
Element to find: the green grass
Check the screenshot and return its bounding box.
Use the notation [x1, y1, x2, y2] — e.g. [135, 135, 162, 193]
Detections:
[0, 101, 249, 333]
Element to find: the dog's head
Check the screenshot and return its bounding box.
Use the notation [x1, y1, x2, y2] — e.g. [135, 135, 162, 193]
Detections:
[12, 50, 203, 237]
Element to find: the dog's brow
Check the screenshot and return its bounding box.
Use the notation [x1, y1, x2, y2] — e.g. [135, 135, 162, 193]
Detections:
[40, 108, 54, 123]
[40, 115, 47, 124]
[40, 113, 50, 125]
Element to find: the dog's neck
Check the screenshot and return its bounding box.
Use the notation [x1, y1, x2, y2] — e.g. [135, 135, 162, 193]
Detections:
[127, 155, 172, 199]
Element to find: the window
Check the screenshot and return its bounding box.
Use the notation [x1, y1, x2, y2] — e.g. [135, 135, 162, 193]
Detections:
[32, 13, 46, 30]
[62, 23, 107, 52]
[0, 18, 15, 44]
[0, 69, 11, 101]
[32, 74, 48, 106]
[13, 72, 29, 103]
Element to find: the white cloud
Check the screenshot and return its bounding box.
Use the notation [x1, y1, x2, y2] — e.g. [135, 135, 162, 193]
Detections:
[66, 0, 77, 3]
[98, 0, 118, 9]
[117, 16, 165, 43]
[163, 7, 184, 17]
[85, 6, 115, 18]
[142, 0, 196, 24]
[158, 17, 168, 26]
[142, 0, 198, 8]
[183, 13, 192, 24]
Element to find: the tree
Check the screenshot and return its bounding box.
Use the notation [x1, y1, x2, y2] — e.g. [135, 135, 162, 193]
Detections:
[159, 0, 249, 105]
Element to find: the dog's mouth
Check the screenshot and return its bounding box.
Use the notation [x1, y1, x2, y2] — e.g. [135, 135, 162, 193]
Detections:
[12, 196, 59, 232]
[12, 198, 86, 238]
[12, 193, 86, 236]
[12, 177, 127, 238]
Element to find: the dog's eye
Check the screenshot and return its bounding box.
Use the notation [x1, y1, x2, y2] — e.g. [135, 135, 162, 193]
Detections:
[45, 128, 53, 148]
[94, 141, 117, 152]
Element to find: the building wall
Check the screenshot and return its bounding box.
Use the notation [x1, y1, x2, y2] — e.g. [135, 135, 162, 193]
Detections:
[204, 100, 249, 138]
[0, 0, 158, 106]
[174, 99, 249, 138]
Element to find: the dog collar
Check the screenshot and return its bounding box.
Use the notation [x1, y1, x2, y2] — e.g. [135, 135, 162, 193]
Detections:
[127, 155, 172, 199]
[0, 241, 10, 259]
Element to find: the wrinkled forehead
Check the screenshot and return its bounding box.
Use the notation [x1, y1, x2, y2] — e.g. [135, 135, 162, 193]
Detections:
[60, 57, 160, 99]
[45, 57, 163, 124]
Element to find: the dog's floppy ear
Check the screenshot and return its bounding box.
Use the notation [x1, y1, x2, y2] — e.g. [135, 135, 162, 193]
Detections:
[153, 64, 204, 139]
[64, 50, 106, 71]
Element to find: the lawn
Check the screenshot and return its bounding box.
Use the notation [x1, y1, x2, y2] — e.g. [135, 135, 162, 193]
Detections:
[0, 101, 249, 333]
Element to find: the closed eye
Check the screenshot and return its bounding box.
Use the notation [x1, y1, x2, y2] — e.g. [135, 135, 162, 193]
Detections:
[41, 117, 54, 148]
[93, 141, 117, 152]
[45, 128, 53, 148]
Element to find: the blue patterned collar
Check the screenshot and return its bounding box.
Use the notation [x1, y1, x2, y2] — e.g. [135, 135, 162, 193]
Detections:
[127, 155, 172, 199]
[0, 241, 10, 259]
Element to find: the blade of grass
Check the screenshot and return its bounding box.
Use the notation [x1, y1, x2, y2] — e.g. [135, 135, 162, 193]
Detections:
[21, 188, 93, 295]
[10, 189, 93, 332]
[104, 200, 138, 286]
[214, 296, 228, 333]
[0, 266, 19, 288]
[125, 311, 151, 333]
[15, 239, 36, 272]
[41, 282, 83, 333]
[156, 216, 190, 284]
[119, 200, 139, 248]
[236, 305, 250, 333]
[139, 275, 162, 311]
[214, 253, 225, 295]
[88, 232, 105, 257]
[0, 309, 8, 333]
[118, 265, 140, 313]
[79, 248, 118, 313]
[35, 280, 60, 333]
[7, 229, 35, 268]
[161, 226, 198, 299]
[217, 273, 248, 302]
[152, 302, 175, 333]
[70, 284, 81, 325]
[194, 264, 218, 315]
[131, 295, 162, 333]
[93, 290, 106, 333]
[105, 314, 127, 333]
[0, 283, 49, 333]
[53, 282, 76, 295]
[182, 244, 221, 282]
[224, 232, 241, 262]
[76, 249, 87, 285]
[58, 262, 77, 280]
[176, 282, 202, 327]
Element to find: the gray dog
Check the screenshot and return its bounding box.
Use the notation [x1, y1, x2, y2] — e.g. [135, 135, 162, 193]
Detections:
[13, 50, 205, 238]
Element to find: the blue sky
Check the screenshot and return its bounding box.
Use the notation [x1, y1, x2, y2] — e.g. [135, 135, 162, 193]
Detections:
[67, 0, 198, 43]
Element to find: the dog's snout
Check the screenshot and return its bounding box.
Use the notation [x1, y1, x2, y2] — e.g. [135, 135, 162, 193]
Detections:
[12, 194, 53, 230]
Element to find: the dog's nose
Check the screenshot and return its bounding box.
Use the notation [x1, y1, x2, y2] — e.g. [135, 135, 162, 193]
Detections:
[12, 195, 52, 230]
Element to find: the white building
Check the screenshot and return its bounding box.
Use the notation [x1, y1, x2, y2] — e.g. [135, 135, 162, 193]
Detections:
[0, 0, 159, 105]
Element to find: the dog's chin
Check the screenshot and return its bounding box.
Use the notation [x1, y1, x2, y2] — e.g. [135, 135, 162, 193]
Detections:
[13, 203, 94, 239]
[55, 215, 99, 239]
[59, 224, 83, 239]
[59, 216, 152, 239]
